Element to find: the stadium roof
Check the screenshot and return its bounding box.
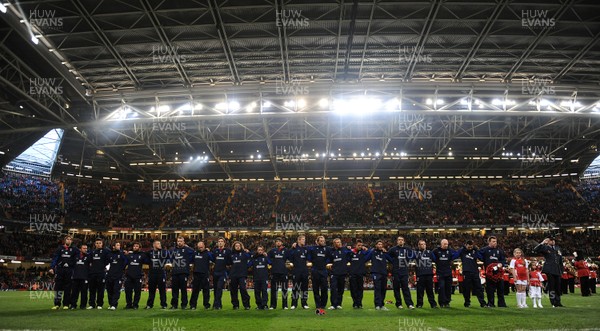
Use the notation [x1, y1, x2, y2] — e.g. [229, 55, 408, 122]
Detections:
[1, 0, 599, 182]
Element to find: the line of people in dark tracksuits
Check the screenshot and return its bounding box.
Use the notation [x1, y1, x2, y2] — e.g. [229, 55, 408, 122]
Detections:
[50, 234, 536, 311]
[50, 236, 145, 310]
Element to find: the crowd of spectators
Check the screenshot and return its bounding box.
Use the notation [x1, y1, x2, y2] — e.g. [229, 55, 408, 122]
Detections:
[0, 232, 61, 259]
[0, 265, 52, 290]
[2, 172, 599, 230]
[0, 173, 61, 222]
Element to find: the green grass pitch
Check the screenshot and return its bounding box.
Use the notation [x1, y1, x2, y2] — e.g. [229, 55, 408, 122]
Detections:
[0, 289, 598, 331]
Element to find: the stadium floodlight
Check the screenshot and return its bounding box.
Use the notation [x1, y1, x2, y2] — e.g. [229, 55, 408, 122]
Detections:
[425, 98, 433, 105]
[297, 99, 306, 108]
[228, 101, 240, 111]
[263, 101, 272, 108]
[436, 99, 445, 105]
[385, 98, 400, 111]
[31, 35, 39, 44]
[246, 102, 257, 112]
[493, 99, 516, 106]
[333, 97, 382, 115]
[215, 102, 227, 110]
[0, 3, 7, 13]
[157, 105, 170, 113]
[176, 103, 192, 113]
[560, 100, 581, 108]
[318, 98, 329, 108]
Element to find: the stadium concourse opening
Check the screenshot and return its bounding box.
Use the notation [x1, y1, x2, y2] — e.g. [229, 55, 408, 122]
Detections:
[1, 0, 600, 330]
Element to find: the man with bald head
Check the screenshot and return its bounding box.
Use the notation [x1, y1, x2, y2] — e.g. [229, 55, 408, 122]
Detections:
[414, 240, 437, 308]
[190, 241, 213, 310]
[432, 239, 459, 308]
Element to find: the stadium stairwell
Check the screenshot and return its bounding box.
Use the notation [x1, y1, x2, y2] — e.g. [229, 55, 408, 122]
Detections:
[368, 186, 375, 204]
[322, 187, 329, 215]
[503, 185, 523, 203]
[273, 186, 281, 218]
[158, 190, 190, 228]
[458, 188, 475, 203]
[223, 188, 236, 215]
[59, 181, 65, 210]
[567, 183, 586, 201]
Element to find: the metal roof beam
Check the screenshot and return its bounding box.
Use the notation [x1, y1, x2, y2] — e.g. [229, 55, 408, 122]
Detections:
[71, 0, 141, 87]
[357, 0, 377, 80]
[403, 0, 443, 81]
[454, 0, 509, 81]
[275, 0, 290, 83]
[342, 0, 359, 80]
[503, 0, 574, 81]
[208, 0, 241, 84]
[139, 0, 192, 87]
[554, 30, 600, 82]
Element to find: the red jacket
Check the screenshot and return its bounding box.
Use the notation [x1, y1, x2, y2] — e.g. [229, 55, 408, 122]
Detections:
[574, 261, 590, 278]
[530, 271, 543, 287]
